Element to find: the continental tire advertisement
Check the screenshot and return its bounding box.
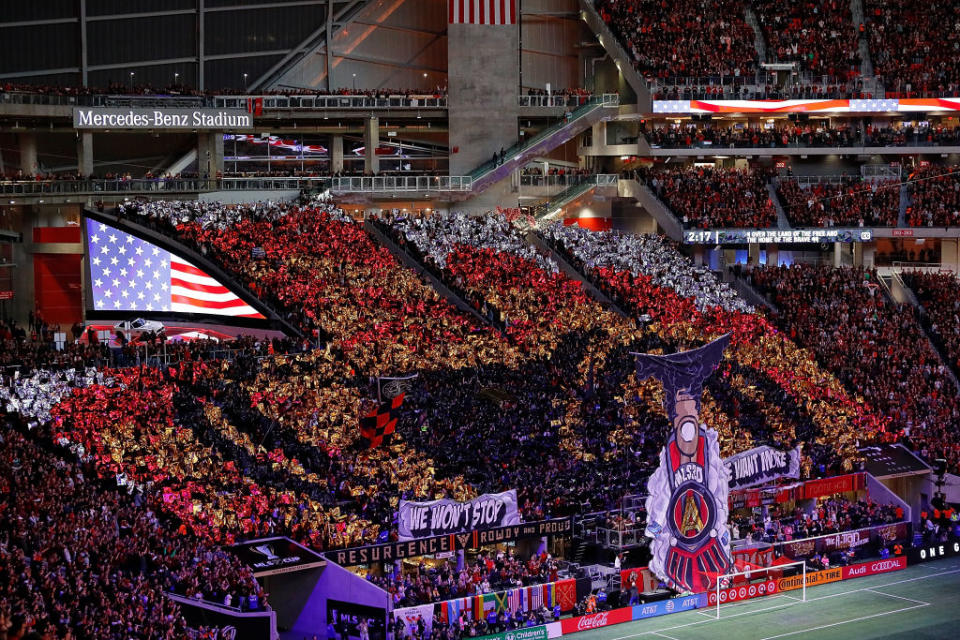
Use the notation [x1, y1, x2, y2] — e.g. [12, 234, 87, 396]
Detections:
[777, 567, 842, 592]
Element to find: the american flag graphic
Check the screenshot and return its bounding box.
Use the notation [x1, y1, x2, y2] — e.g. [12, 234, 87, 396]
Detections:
[449, 0, 516, 25]
[85, 219, 264, 318]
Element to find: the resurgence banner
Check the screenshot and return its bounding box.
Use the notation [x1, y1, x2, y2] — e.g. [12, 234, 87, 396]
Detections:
[398, 490, 520, 540]
[724, 445, 802, 490]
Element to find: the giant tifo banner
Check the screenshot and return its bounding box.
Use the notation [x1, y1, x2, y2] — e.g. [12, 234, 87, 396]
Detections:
[781, 522, 909, 559]
[724, 445, 802, 490]
[652, 97, 960, 114]
[398, 490, 520, 540]
[328, 517, 572, 566]
[635, 335, 733, 593]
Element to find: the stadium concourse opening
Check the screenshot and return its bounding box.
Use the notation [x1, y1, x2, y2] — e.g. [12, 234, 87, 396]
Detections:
[4, 1, 960, 640]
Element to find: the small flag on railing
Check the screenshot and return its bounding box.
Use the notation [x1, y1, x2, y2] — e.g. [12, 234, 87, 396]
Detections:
[377, 373, 418, 402]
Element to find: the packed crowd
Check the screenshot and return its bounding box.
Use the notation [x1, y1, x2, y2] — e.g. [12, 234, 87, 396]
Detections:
[541, 224, 751, 313]
[752, 0, 862, 80]
[643, 122, 960, 149]
[907, 164, 960, 227]
[865, 0, 960, 98]
[732, 496, 903, 543]
[378, 211, 666, 519]
[644, 123, 859, 148]
[0, 197, 929, 628]
[651, 79, 875, 100]
[596, 0, 760, 79]
[0, 414, 264, 639]
[902, 271, 960, 375]
[543, 223, 881, 472]
[864, 124, 960, 146]
[644, 166, 778, 228]
[372, 551, 561, 606]
[597, 0, 960, 97]
[776, 177, 901, 227]
[746, 265, 960, 472]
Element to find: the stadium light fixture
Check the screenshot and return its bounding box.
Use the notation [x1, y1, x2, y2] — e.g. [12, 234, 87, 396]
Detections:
[243, 73, 249, 90]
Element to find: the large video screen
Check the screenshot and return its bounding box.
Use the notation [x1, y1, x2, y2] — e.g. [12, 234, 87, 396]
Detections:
[85, 218, 264, 318]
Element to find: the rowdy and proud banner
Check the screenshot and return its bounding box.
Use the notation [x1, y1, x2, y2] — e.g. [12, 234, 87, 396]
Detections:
[398, 490, 520, 540]
[724, 445, 802, 490]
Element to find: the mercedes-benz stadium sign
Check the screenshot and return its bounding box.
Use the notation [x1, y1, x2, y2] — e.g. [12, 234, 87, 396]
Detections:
[73, 107, 252, 130]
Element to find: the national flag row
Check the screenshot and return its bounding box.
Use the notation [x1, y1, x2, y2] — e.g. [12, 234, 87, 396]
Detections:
[436, 579, 577, 622]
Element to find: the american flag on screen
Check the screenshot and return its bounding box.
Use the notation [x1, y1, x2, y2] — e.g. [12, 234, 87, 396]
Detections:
[85, 219, 264, 318]
[449, 0, 516, 25]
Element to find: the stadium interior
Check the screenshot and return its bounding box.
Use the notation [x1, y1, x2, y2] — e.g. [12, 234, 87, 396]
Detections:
[1, 1, 960, 639]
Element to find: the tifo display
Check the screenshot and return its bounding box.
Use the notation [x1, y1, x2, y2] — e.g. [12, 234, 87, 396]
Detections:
[4, 2, 960, 637]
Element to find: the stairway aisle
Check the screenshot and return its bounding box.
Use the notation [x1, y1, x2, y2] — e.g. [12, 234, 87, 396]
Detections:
[364, 218, 498, 330]
[898, 183, 910, 227]
[768, 181, 792, 230]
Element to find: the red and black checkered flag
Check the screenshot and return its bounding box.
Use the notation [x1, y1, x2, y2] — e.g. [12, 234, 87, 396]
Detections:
[359, 393, 405, 448]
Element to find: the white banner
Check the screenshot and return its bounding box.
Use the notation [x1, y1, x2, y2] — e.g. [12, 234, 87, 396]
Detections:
[724, 445, 802, 490]
[393, 604, 434, 637]
[398, 490, 520, 540]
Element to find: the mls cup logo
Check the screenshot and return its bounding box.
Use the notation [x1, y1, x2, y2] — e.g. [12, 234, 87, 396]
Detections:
[252, 544, 279, 563]
[634, 335, 733, 593]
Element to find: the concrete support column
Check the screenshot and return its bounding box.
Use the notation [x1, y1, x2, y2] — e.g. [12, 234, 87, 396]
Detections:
[331, 135, 344, 174]
[197, 133, 210, 178]
[766, 243, 779, 267]
[748, 243, 760, 265]
[209, 132, 224, 177]
[197, 133, 222, 178]
[76, 132, 93, 177]
[364, 116, 379, 175]
[852, 242, 863, 267]
[833, 242, 842, 267]
[940, 238, 958, 273]
[447, 19, 519, 174]
[19, 133, 38, 175]
[693, 245, 705, 266]
[862, 244, 876, 269]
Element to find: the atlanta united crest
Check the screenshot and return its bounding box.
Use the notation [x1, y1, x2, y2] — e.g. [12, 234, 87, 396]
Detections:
[633, 335, 733, 593]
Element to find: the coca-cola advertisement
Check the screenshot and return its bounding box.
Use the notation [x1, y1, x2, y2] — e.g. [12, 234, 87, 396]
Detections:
[560, 607, 632, 634]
